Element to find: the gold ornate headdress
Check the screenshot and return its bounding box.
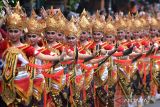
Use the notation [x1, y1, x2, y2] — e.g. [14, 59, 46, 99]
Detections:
[45, 7, 58, 32]
[55, 9, 68, 33]
[25, 10, 45, 35]
[104, 17, 117, 35]
[114, 16, 127, 31]
[125, 12, 134, 32]
[132, 16, 143, 32]
[78, 15, 91, 33]
[64, 17, 79, 37]
[150, 17, 159, 29]
[6, 2, 25, 30]
[80, 9, 89, 18]
[139, 15, 150, 30]
[92, 11, 105, 33]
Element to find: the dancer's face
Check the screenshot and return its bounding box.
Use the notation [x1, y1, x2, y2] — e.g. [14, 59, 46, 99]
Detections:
[79, 31, 88, 41]
[92, 31, 103, 42]
[8, 28, 22, 43]
[26, 33, 39, 46]
[57, 32, 64, 42]
[66, 36, 77, 46]
[117, 30, 125, 40]
[45, 31, 57, 42]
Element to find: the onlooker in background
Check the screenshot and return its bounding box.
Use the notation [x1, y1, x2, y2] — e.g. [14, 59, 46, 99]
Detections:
[129, 0, 138, 15]
[19, 0, 32, 16]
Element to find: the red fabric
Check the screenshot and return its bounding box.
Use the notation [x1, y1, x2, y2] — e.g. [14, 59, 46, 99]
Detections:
[0, 80, 2, 94]
[141, 40, 149, 47]
[113, 52, 123, 57]
[75, 75, 83, 83]
[104, 44, 114, 50]
[42, 69, 64, 83]
[18, 45, 39, 57]
[24, 46, 37, 57]
[105, 85, 108, 92]
[85, 69, 93, 77]
[0, 40, 8, 58]
[42, 49, 52, 55]
[61, 60, 73, 65]
[117, 46, 124, 52]
[88, 42, 96, 51]
[33, 78, 43, 88]
[150, 55, 160, 59]
[143, 63, 147, 84]
[83, 87, 86, 101]
[38, 40, 43, 47]
[126, 42, 132, 48]
[28, 63, 52, 69]
[114, 84, 125, 107]
[79, 49, 86, 54]
[80, 63, 98, 71]
[69, 82, 74, 104]
[44, 85, 47, 107]
[66, 73, 71, 84]
[150, 62, 153, 80]
[151, 82, 157, 96]
[137, 62, 143, 71]
[52, 43, 63, 52]
[0, 28, 8, 39]
[51, 70, 64, 83]
[14, 77, 30, 92]
[134, 42, 140, 48]
[114, 59, 131, 65]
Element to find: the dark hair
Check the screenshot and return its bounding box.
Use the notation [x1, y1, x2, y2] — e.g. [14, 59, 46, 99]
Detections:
[130, 1, 136, 8]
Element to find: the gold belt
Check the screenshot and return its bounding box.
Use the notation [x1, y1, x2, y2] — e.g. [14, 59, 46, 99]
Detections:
[16, 66, 26, 71]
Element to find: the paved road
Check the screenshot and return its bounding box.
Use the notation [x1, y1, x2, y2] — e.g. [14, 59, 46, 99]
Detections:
[144, 100, 160, 107]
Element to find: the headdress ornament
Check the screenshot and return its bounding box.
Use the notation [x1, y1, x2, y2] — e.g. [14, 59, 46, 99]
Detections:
[92, 11, 105, 33]
[55, 9, 68, 33]
[79, 15, 91, 33]
[64, 16, 79, 37]
[150, 17, 159, 29]
[25, 10, 46, 35]
[114, 15, 127, 31]
[45, 7, 58, 31]
[104, 16, 117, 35]
[6, 1, 25, 30]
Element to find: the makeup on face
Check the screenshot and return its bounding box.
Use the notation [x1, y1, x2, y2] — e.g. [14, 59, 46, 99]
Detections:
[27, 34, 37, 38]
[66, 36, 76, 40]
[93, 32, 101, 36]
[82, 31, 87, 35]
[8, 29, 19, 33]
[46, 31, 56, 35]
[57, 33, 62, 37]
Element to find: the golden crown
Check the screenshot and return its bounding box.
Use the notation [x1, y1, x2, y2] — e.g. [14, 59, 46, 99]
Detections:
[45, 7, 58, 32]
[55, 9, 68, 33]
[79, 15, 91, 33]
[125, 14, 134, 32]
[80, 9, 88, 18]
[139, 16, 150, 30]
[133, 18, 143, 32]
[64, 17, 79, 36]
[6, 2, 25, 30]
[104, 18, 117, 35]
[150, 17, 158, 29]
[25, 10, 45, 35]
[92, 11, 105, 33]
[115, 16, 127, 31]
